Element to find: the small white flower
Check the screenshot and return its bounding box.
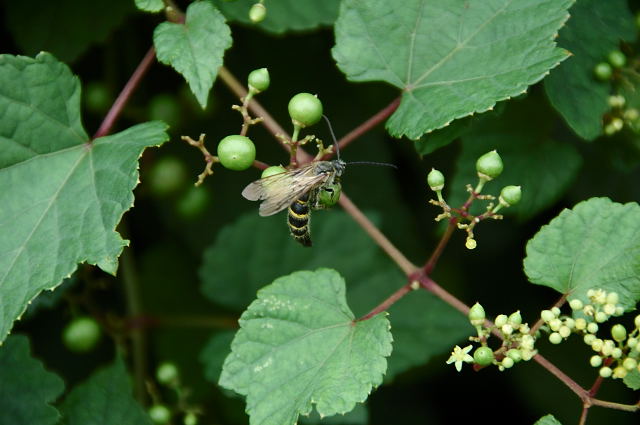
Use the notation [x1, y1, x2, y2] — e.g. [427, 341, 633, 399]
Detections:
[446, 345, 474, 372]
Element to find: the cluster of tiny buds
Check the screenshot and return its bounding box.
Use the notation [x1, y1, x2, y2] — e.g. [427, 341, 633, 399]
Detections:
[540, 290, 639, 380]
[446, 303, 536, 372]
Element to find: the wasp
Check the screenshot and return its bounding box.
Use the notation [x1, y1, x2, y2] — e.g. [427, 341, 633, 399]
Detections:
[241, 159, 345, 247]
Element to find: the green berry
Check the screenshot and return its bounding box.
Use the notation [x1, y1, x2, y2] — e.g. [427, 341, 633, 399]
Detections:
[494, 314, 508, 328]
[468, 302, 485, 326]
[149, 404, 171, 424]
[558, 325, 571, 338]
[499, 185, 522, 207]
[569, 299, 583, 311]
[473, 346, 494, 366]
[149, 156, 188, 197]
[624, 108, 639, 122]
[608, 95, 626, 108]
[540, 309, 555, 323]
[476, 150, 503, 180]
[62, 317, 101, 353]
[249, 3, 266, 23]
[507, 311, 522, 327]
[150, 94, 181, 128]
[261, 165, 286, 179]
[84, 82, 112, 113]
[627, 337, 637, 348]
[599, 366, 612, 378]
[427, 168, 445, 191]
[611, 324, 627, 342]
[549, 319, 562, 332]
[608, 50, 626, 68]
[549, 332, 562, 344]
[248, 68, 270, 92]
[587, 322, 599, 334]
[623, 358, 638, 371]
[595, 311, 608, 323]
[156, 362, 179, 385]
[288, 93, 323, 128]
[575, 318, 587, 331]
[184, 412, 198, 425]
[590, 355, 602, 367]
[507, 349, 522, 363]
[501, 357, 514, 369]
[584, 334, 596, 345]
[176, 186, 210, 219]
[217, 135, 256, 171]
[594, 62, 613, 81]
[317, 182, 342, 207]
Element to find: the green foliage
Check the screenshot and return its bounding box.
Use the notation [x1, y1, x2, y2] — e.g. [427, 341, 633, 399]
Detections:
[5, 0, 133, 62]
[60, 357, 153, 425]
[448, 96, 582, 220]
[135, 0, 164, 13]
[524, 198, 640, 310]
[623, 368, 640, 390]
[154, 1, 232, 108]
[534, 415, 563, 425]
[544, 0, 635, 140]
[218, 269, 392, 425]
[212, 0, 340, 33]
[0, 335, 64, 425]
[333, 0, 573, 139]
[0, 53, 168, 343]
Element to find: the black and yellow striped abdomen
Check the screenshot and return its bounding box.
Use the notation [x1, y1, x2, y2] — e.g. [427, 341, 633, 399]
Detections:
[288, 192, 312, 247]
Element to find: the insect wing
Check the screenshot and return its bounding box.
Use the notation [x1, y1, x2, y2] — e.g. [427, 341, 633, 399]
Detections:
[241, 166, 327, 216]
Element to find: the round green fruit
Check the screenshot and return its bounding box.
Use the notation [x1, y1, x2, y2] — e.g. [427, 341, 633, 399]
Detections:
[248, 68, 270, 92]
[427, 168, 445, 191]
[473, 346, 494, 366]
[149, 156, 188, 197]
[156, 362, 179, 385]
[261, 165, 286, 178]
[288, 93, 323, 128]
[149, 404, 171, 424]
[476, 150, 503, 180]
[249, 3, 266, 23]
[217, 135, 256, 171]
[62, 317, 101, 353]
[594, 62, 613, 81]
[608, 50, 626, 68]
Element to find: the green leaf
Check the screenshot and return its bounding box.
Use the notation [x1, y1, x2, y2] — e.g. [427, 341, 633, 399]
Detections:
[201, 212, 470, 379]
[623, 368, 640, 390]
[0, 53, 169, 342]
[5, 0, 133, 62]
[447, 96, 582, 221]
[534, 414, 562, 425]
[135, 0, 164, 13]
[524, 198, 640, 310]
[200, 211, 378, 311]
[201, 330, 236, 385]
[154, 1, 232, 108]
[300, 404, 368, 425]
[212, 0, 340, 34]
[333, 0, 573, 140]
[0, 335, 64, 425]
[219, 269, 392, 425]
[60, 357, 152, 425]
[544, 0, 635, 140]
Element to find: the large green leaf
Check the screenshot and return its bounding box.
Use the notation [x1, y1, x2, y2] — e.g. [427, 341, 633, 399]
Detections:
[154, 1, 232, 108]
[212, 0, 340, 34]
[0, 335, 64, 425]
[447, 96, 582, 221]
[200, 212, 470, 381]
[5, 0, 133, 62]
[333, 0, 572, 140]
[534, 415, 562, 425]
[0, 53, 169, 342]
[60, 357, 152, 425]
[219, 269, 392, 425]
[544, 0, 635, 140]
[524, 198, 640, 310]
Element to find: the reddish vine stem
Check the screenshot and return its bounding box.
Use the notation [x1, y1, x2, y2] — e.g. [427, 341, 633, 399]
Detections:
[339, 193, 418, 276]
[423, 220, 457, 274]
[320, 97, 402, 160]
[93, 47, 156, 139]
[578, 406, 589, 425]
[357, 283, 414, 322]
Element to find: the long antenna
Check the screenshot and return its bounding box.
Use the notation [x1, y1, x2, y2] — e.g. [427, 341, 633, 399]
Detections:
[347, 161, 398, 169]
[322, 114, 341, 161]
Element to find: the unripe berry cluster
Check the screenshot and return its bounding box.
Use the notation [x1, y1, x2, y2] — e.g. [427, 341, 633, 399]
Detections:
[446, 303, 536, 373]
[539, 290, 639, 380]
[428, 150, 521, 250]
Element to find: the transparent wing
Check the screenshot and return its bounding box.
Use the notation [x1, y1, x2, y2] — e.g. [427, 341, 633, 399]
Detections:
[241, 166, 327, 216]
